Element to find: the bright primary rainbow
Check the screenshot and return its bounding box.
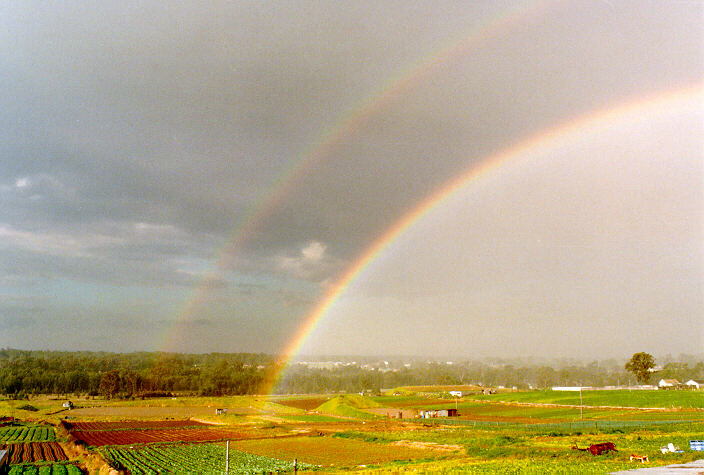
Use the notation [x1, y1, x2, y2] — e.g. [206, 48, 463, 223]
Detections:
[160, 0, 554, 353]
[261, 83, 703, 395]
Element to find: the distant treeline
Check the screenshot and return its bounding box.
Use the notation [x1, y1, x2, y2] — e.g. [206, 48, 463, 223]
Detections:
[1, 349, 702, 398]
[0, 349, 270, 398]
[275, 358, 704, 394]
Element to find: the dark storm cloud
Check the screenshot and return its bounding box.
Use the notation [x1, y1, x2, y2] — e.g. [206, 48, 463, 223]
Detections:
[0, 1, 701, 354]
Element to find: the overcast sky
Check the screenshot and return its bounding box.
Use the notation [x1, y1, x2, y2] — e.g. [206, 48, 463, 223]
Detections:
[1, 1, 702, 359]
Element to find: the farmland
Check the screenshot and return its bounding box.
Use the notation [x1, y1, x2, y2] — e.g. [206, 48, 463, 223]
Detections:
[62, 419, 211, 431]
[0, 388, 702, 473]
[102, 443, 316, 474]
[0, 442, 68, 463]
[470, 389, 704, 409]
[70, 428, 248, 446]
[6, 464, 83, 475]
[0, 426, 56, 443]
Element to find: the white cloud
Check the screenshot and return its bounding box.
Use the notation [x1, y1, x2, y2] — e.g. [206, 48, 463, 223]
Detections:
[301, 241, 326, 262]
[0, 223, 124, 257]
[277, 241, 330, 279]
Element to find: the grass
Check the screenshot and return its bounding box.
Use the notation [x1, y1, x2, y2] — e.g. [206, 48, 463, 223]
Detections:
[315, 395, 382, 420]
[276, 414, 344, 422]
[471, 389, 704, 409]
[335, 422, 704, 473]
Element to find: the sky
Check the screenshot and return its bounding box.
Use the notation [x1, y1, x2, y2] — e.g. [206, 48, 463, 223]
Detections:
[1, 1, 702, 360]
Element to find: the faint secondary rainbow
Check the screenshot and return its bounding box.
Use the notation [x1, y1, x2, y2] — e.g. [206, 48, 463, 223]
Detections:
[160, 0, 554, 353]
[262, 83, 704, 394]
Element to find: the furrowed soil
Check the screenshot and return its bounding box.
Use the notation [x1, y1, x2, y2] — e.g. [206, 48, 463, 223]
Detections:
[0, 442, 68, 463]
[71, 428, 249, 446]
[64, 419, 212, 431]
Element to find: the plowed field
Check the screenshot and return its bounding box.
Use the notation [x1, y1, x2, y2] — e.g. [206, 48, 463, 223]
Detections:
[0, 442, 68, 463]
[72, 428, 247, 446]
[65, 419, 211, 431]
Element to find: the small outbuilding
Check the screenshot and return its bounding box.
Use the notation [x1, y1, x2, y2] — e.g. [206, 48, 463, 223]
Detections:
[658, 379, 681, 389]
[62, 401, 73, 409]
[420, 408, 458, 418]
[215, 408, 227, 415]
[686, 380, 704, 390]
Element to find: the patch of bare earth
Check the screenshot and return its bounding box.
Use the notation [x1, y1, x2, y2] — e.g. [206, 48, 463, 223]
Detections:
[390, 440, 463, 452]
[229, 435, 439, 466]
[273, 397, 330, 411]
[365, 408, 419, 418]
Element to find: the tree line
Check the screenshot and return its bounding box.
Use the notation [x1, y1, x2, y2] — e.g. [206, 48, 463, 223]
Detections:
[1, 349, 702, 398]
[0, 349, 270, 398]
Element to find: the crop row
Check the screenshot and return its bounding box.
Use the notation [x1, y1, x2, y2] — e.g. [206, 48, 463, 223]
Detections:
[64, 419, 210, 432]
[1, 442, 68, 463]
[0, 426, 56, 443]
[6, 464, 82, 475]
[71, 428, 245, 446]
[102, 443, 315, 474]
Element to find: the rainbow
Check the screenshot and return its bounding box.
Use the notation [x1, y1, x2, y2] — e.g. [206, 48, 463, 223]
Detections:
[262, 83, 704, 394]
[161, 0, 554, 353]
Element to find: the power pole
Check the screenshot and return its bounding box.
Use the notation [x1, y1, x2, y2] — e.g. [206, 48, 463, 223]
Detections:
[579, 387, 583, 420]
[225, 440, 229, 474]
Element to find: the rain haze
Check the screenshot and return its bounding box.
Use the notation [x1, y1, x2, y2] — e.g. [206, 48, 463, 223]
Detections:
[1, 1, 702, 360]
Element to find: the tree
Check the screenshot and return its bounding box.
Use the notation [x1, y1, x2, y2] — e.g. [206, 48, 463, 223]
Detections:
[625, 352, 655, 384]
[98, 370, 121, 399]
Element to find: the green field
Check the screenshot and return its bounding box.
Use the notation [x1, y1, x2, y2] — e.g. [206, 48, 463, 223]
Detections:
[6, 464, 82, 475]
[336, 422, 704, 473]
[315, 394, 382, 419]
[471, 389, 704, 409]
[276, 414, 344, 422]
[0, 425, 56, 443]
[101, 443, 317, 474]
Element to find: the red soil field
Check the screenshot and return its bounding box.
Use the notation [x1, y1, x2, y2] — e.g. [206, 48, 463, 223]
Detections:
[0, 442, 68, 463]
[65, 419, 211, 431]
[71, 428, 247, 446]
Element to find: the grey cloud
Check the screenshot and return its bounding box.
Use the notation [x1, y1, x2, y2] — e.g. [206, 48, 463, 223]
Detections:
[0, 316, 36, 330]
[0, 0, 700, 354]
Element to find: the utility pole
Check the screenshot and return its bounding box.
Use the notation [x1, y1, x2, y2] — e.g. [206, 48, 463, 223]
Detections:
[579, 387, 583, 420]
[225, 440, 229, 474]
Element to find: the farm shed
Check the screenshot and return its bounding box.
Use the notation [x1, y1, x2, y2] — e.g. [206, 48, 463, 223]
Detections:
[215, 408, 227, 415]
[449, 391, 462, 397]
[658, 379, 681, 389]
[420, 408, 458, 418]
[62, 401, 73, 409]
[685, 380, 704, 389]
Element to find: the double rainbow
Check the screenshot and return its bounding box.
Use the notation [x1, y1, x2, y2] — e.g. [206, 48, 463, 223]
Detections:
[262, 83, 703, 395]
[161, 0, 554, 353]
